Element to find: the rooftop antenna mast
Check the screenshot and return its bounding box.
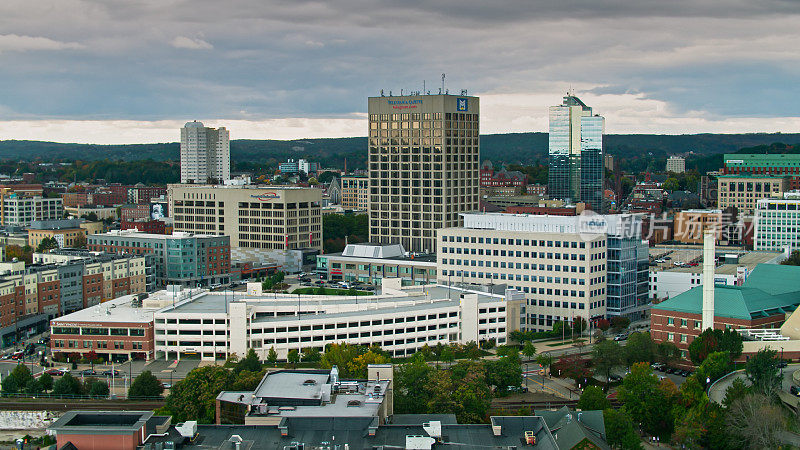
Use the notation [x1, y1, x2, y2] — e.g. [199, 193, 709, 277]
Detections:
[441, 74, 445, 95]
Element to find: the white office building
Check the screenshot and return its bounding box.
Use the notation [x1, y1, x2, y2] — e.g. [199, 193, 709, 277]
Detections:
[1, 195, 63, 227]
[754, 193, 800, 253]
[180, 121, 231, 184]
[666, 156, 686, 174]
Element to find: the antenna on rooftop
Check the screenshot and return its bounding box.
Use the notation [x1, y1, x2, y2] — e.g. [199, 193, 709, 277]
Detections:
[441, 73, 445, 94]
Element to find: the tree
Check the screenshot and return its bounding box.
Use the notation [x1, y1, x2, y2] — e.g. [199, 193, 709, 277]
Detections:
[722, 377, 750, 409]
[231, 368, 268, 391]
[320, 343, 363, 377]
[73, 233, 87, 249]
[577, 385, 610, 410]
[36, 236, 59, 253]
[39, 372, 53, 392]
[347, 350, 390, 379]
[688, 328, 743, 365]
[129, 370, 164, 399]
[663, 177, 680, 191]
[301, 347, 321, 363]
[696, 351, 731, 385]
[603, 408, 642, 450]
[781, 249, 800, 266]
[745, 347, 781, 396]
[655, 341, 680, 365]
[235, 348, 262, 374]
[593, 339, 624, 388]
[521, 341, 536, 361]
[287, 349, 300, 368]
[618, 362, 676, 440]
[1, 364, 34, 394]
[553, 354, 592, 386]
[624, 332, 655, 366]
[267, 346, 278, 365]
[163, 366, 234, 423]
[572, 317, 588, 335]
[611, 316, 630, 333]
[440, 346, 455, 366]
[394, 354, 433, 414]
[536, 353, 553, 377]
[53, 373, 83, 396]
[596, 318, 611, 332]
[678, 375, 707, 409]
[485, 356, 523, 394]
[726, 393, 784, 449]
[85, 378, 109, 398]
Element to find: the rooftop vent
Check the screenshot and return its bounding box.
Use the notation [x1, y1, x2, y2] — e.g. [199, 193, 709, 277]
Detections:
[347, 400, 362, 407]
[302, 379, 317, 386]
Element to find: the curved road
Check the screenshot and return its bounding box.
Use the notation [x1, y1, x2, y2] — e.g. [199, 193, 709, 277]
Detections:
[708, 363, 800, 404]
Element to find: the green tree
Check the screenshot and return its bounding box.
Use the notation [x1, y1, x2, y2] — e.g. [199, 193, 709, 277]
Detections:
[521, 341, 536, 361]
[347, 350, 390, 379]
[722, 377, 750, 409]
[663, 177, 680, 191]
[394, 354, 433, 414]
[320, 343, 367, 378]
[440, 346, 455, 365]
[39, 372, 53, 392]
[618, 362, 676, 440]
[593, 339, 624, 388]
[73, 233, 87, 249]
[53, 373, 84, 396]
[696, 351, 731, 385]
[781, 249, 800, 266]
[235, 348, 262, 374]
[577, 385, 610, 410]
[1, 364, 35, 394]
[611, 316, 630, 333]
[301, 347, 321, 363]
[163, 366, 234, 423]
[603, 408, 642, 450]
[536, 353, 553, 377]
[85, 378, 109, 397]
[655, 341, 680, 365]
[24, 378, 43, 395]
[287, 349, 300, 368]
[36, 236, 59, 253]
[128, 370, 164, 399]
[231, 369, 268, 391]
[485, 356, 523, 394]
[688, 328, 743, 365]
[267, 346, 278, 365]
[745, 347, 781, 396]
[624, 332, 655, 366]
[678, 375, 708, 409]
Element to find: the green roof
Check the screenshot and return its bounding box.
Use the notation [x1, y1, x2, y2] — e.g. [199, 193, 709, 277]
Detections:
[724, 153, 800, 167]
[654, 264, 800, 320]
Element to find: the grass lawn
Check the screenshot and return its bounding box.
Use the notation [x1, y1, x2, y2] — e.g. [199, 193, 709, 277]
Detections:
[291, 287, 374, 296]
[546, 339, 587, 347]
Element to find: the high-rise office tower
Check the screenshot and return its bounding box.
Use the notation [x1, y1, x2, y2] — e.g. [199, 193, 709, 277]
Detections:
[368, 93, 480, 253]
[547, 94, 605, 212]
[180, 121, 231, 184]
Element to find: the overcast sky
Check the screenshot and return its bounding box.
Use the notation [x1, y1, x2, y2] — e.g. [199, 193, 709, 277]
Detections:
[0, 0, 799, 144]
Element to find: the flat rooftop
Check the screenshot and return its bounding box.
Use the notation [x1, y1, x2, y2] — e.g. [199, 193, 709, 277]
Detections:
[51, 293, 158, 324]
[649, 246, 783, 275]
[253, 370, 331, 402]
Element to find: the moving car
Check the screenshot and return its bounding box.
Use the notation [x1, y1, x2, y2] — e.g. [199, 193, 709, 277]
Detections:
[103, 369, 121, 377]
[44, 368, 66, 376]
[614, 334, 628, 341]
[79, 369, 97, 376]
[790, 385, 800, 397]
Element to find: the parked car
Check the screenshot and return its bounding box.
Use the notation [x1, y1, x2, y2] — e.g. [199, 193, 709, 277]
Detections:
[614, 334, 627, 341]
[664, 256, 671, 260]
[608, 375, 622, 382]
[79, 369, 97, 376]
[507, 385, 528, 393]
[314, 281, 325, 286]
[651, 363, 665, 371]
[790, 385, 800, 397]
[45, 368, 66, 376]
[778, 361, 788, 368]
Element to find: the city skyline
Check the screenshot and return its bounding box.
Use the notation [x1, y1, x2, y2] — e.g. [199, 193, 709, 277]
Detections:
[0, 1, 799, 143]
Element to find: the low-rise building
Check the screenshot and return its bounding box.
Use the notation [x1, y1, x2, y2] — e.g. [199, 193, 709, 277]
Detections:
[88, 230, 230, 287]
[479, 161, 527, 197]
[27, 218, 102, 249]
[316, 243, 437, 285]
[1, 194, 62, 227]
[717, 174, 788, 214]
[340, 175, 369, 210]
[65, 205, 118, 221]
[666, 156, 685, 173]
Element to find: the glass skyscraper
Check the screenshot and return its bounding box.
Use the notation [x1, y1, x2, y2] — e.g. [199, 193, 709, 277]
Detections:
[547, 94, 605, 213]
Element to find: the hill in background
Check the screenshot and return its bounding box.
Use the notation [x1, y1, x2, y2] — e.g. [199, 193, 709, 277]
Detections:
[1, 133, 799, 173]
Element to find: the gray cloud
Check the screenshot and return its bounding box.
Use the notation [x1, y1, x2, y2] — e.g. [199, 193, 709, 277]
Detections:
[0, 0, 797, 135]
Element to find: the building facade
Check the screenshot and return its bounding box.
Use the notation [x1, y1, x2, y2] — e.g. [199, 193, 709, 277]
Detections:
[88, 230, 230, 287]
[547, 94, 605, 213]
[437, 213, 621, 330]
[316, 243, 436, 285]
[753, 194, 800, 252]
[723, 153, 800, 190]
[665, 156, 685, 174]
[340, 175, 369, 210]
[479, 161, 527, 197]
[180, 121, 231, 184]
[716, 175, 788, 214]
[169, 184, 323, 251]
[1, 195, 62, 227]
[368, 94, 480, 253]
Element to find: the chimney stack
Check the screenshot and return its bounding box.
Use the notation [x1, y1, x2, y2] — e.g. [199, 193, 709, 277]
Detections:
[702, 230, 715, 330]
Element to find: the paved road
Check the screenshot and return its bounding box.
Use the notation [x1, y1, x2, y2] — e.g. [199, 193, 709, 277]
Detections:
[709, 363, 800, 404]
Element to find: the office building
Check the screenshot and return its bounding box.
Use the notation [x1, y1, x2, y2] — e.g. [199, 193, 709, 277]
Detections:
[169, 184, 322, 251]
[368, 93, 480, 253]
[437, 213, 631, 329]
[279, 159, 318, 175]
[547, 94, 605, 213]
[716, 174, 788, 214]
[180, 121, 231, 184]
[88, 230, 230, 288]
[1, 194, 62, 227]
[754, 193, 800, 252]
[316, 243, 437, 285]
[340, 175, 369, 210]
[27, 218, 102, 249]
[723, 153, 800, 190]
[665, 156, 686, 174]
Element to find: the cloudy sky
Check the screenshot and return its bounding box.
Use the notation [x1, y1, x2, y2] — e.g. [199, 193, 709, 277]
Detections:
[0, 0, 799, 144]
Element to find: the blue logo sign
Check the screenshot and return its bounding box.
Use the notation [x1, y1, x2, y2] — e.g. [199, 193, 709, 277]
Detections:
[457, 98, 468, 111]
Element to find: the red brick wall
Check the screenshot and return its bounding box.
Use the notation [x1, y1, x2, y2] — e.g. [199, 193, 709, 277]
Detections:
[37, 280, 61, 315]
[82, 274, 103, 308]
[57, 431, 140, 450]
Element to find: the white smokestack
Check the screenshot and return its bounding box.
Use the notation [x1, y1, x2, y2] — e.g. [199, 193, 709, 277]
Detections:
[702, 230, 715, 330]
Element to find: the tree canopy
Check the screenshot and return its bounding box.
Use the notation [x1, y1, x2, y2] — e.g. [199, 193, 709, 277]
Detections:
[687, 328, 743, 365]
[128, 370, 164, 399]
